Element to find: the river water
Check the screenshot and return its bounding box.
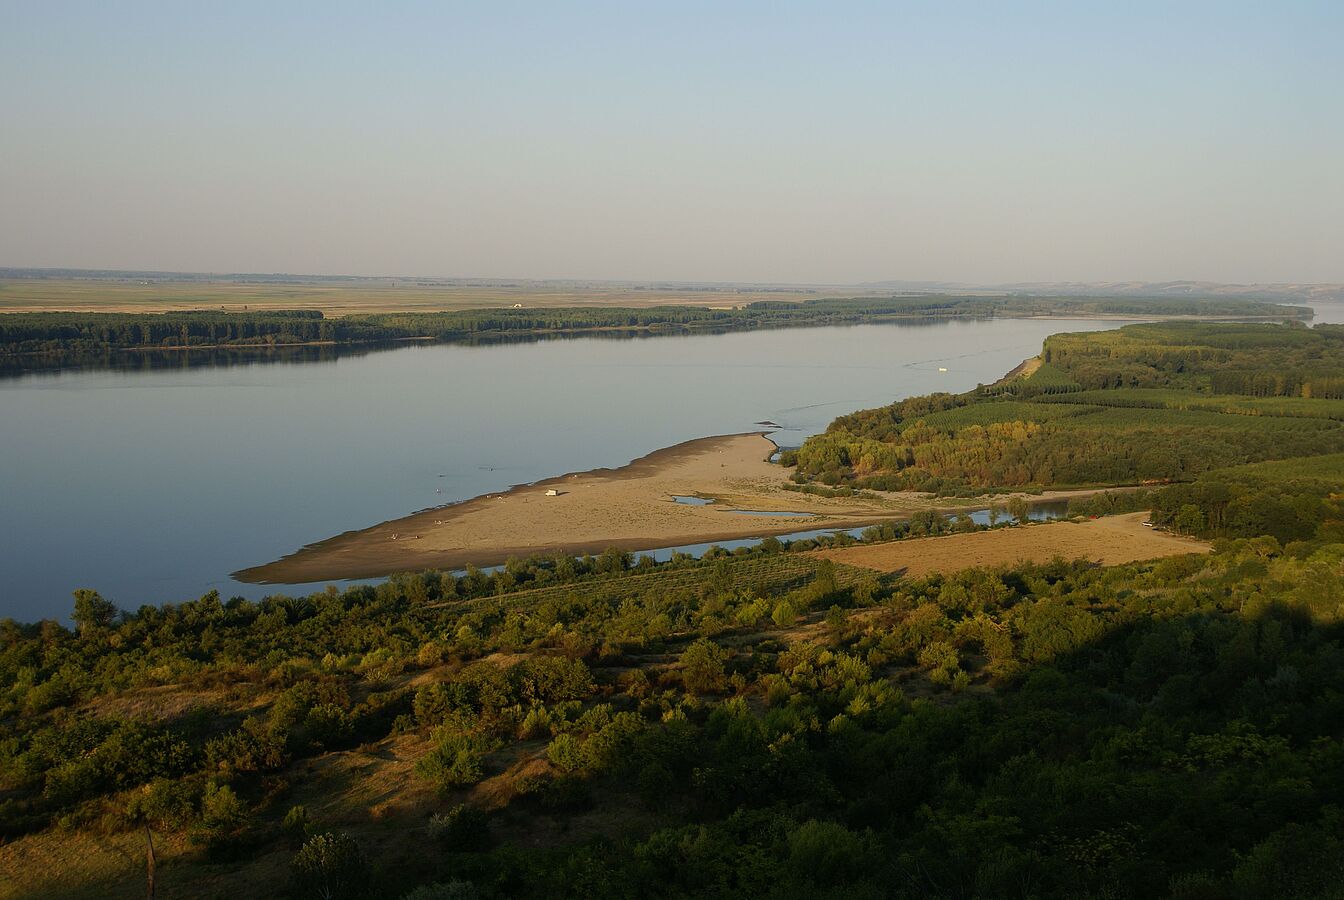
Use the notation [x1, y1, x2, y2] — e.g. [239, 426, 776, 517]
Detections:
[0, 316, 1157, 621]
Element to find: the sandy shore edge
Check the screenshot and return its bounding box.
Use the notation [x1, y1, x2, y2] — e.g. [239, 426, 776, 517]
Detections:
[233, 429, 1131, 585]
[233, 432, 825, 584]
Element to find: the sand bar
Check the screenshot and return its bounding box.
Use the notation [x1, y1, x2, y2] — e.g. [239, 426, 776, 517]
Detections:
[811, 512, 1211, 577]
[234, 433, 906, 583]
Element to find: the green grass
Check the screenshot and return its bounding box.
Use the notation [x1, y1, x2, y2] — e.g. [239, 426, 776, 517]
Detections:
[1036, 388, 1344, 421]
[1199, 452, 1344, 487]
[1023, 361, 1083, 388]
[913, 400, 1100, 430]
[1076, 405, 1342, 432]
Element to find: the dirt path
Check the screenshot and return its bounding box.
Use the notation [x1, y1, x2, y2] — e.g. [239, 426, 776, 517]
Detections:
[811, 512, 1211, 576]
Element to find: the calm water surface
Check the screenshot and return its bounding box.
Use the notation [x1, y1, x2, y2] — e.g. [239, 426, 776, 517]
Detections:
[4, 317, 1147, 621]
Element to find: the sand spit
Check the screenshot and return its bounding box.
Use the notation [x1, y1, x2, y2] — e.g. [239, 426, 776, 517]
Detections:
[234, 433, 905, 584]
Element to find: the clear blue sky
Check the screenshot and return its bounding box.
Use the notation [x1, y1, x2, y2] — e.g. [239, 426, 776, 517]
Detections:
[2, 1, 1340, 283]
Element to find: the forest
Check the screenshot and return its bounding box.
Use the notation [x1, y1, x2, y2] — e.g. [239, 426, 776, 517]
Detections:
[790, 322, 1344, 498]
[4, 320, 1344, 898]
[0, 295, 1307, 361]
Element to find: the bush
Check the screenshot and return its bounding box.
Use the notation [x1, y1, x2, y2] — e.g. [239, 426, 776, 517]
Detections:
[205, 716, 288, 775]
[189, 781, 250, 850]
[426, 804, 490, 851]
[546, 733, 585, 773]
[291, 831, 369, 900]
[283, 804, 311, 835]
[415, 730, 495, 791]
[679, 639, 728, 694]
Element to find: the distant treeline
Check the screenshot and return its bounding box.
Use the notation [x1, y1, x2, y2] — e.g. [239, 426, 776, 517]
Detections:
[0, 295, 1308, 358]
[0, 309, 404, 355]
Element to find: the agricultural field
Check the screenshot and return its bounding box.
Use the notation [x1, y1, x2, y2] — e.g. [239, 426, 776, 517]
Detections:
[1034, 388, 1344, 421]
[0, 277, 833, 316]
[813, 512, 1211, 577]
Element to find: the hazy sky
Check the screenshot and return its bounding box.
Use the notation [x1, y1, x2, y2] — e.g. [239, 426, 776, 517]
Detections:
[2, 2, 1341, 284]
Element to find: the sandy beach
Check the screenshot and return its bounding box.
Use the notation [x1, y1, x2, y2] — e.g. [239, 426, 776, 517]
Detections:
[234, 433, 905, 583]
[234, 433, 1142, 585]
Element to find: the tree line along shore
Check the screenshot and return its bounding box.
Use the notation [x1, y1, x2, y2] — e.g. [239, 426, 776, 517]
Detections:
[0, 293, 1310, 364]
[4, 319, 1344, 898]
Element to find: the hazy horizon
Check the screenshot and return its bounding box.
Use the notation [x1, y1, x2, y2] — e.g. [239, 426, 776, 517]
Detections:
[3, 2, 1341, 284]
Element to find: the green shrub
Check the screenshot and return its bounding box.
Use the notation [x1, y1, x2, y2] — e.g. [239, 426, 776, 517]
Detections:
[415, 729, 496, 791]
[291, 831, 369, 900]
[426, 803, 490, 851]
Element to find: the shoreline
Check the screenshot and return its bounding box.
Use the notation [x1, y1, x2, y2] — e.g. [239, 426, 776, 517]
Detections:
[233, 430, 1133, 585]
[233, 432, 885, 584]
[230, 335, 1173, 587]
[1, 308, 1312, 363]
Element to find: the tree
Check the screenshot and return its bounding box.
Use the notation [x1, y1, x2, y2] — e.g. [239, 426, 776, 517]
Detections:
[292, 832, 369, 900]
[1007, 497, 1031, 524]
[72, 589, 117, 636]
[189, 782, 250, 850]
[1174, 504, 1206, 535]
[596, 546, 631, 574]
[679, 638, 728, 694]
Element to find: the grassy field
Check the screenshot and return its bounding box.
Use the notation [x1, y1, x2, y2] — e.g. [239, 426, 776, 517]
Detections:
[1036, 387, 1344, 421]
[1197, 451, 1344, 486]
[813, 512, 1210, 577]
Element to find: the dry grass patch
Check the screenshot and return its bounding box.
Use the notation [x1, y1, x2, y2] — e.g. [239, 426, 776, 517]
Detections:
[812, 513, 1211, 577]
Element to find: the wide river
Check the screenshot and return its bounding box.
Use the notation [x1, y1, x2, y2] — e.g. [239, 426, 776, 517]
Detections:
[0, 313, 1240, 623]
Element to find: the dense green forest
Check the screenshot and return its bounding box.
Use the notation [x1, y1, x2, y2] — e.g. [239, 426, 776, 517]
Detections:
[790, 322, 1344, 497]
[0, 295, 1307, 360]
[4, 318, 1344, 898]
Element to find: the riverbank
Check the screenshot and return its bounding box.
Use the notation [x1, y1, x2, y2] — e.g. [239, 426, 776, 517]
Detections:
[234, 433, 890, 583]
[234, 432, 1132, 584]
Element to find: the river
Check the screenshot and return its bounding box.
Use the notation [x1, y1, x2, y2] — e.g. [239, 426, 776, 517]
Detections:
[0, 315, 1166, 621]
